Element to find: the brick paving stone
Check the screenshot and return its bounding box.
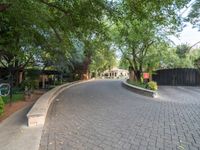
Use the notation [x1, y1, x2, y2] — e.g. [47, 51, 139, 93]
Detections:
[39, 80, 200, 150]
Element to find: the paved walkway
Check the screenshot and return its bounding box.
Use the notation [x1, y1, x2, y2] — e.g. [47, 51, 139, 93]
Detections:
[39, 80, 200, 150]
[0, 103, 43, 150]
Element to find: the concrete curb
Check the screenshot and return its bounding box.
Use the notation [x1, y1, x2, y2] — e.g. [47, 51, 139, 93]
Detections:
[27, 80, 93, 127]
[122, 81, 157, 98]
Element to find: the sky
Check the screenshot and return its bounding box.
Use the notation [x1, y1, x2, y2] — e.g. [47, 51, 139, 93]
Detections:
[170, 0, 200, 47]
[170, 23, 200, 47]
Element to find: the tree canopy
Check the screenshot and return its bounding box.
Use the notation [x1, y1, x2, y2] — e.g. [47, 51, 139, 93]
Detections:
[0, 0, 199, 83]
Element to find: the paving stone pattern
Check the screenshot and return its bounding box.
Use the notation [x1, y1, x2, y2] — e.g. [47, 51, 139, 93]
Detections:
[39, 80, 200, 150]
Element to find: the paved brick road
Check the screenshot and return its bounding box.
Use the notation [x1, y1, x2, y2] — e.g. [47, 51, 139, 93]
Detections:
[39, 80, 200, 150]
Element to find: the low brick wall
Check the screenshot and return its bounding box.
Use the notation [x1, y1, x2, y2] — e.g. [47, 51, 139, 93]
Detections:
[122, 81, 157, 98]
[27, 80, 92, 127]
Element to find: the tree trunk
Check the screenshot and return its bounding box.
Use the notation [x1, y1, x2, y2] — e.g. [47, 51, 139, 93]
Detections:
[60, 74, 63, 84]
[8, 70, 13, 105]
[129, 66, 135, 81]
[19, 71, 23, 84]
[82, 70, 89, 80]
[129, 66, 142, 82]
[42, 75, 45, 89]
[81, 56, 91, 80]
[134, 70, 141, 82]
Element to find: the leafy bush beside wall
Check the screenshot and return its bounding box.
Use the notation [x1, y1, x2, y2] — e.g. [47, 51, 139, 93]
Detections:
[147, 81, 158, 91]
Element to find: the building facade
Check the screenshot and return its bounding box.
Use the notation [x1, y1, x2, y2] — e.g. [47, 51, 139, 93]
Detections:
[101, 68, 129, 79]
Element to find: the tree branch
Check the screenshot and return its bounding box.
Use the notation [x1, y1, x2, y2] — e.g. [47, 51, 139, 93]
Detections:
[0, 58, 7, 68]
[143, 41, 154, 57]
[189, 41, 200, 51]
[39, 0, 70, 16]
[19, 54, 33, 70]
[119, 47, 134, 68]
[0, 3, 11, 12]
[48, 22, 62, 42]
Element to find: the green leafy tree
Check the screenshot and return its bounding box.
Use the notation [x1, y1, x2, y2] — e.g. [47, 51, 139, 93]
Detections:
[111, 0, 190, 81]
[188, 0, 200, 29]
[89, 46, 116, 77]
[0, 0, 114, 102]
[176, 44, 190, 58]
[119, 55, 129, 70]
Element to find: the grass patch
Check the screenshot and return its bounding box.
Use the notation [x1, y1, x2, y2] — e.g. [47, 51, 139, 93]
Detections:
[127, 79, 147, 89]
[2, 93, 24, 104]
[127, 79, 158, 91]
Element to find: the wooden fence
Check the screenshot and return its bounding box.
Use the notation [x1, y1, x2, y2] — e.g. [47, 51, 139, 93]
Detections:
[152, 68, 200, 86]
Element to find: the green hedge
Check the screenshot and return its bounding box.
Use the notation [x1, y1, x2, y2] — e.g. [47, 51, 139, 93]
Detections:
[2, 93, 24, 104]
[0, 97, 4, 116]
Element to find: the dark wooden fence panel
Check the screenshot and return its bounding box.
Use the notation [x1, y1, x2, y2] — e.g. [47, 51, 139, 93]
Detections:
[152, 68, 200, 86]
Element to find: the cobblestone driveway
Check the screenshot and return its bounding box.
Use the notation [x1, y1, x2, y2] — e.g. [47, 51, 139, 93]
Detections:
[39, 80, 200, 150]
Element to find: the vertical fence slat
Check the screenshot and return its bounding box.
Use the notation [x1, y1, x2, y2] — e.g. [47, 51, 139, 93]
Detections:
[153, 68, 200, 86]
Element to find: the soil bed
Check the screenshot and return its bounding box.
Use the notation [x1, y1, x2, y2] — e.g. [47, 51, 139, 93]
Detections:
[0, 91, 46, 122]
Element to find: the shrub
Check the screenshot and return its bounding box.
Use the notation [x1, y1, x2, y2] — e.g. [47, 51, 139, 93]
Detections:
[147, 81, 158, 91]
[20, 79, 38, 91]
[2, 93, 24, 104]
[0, 96, 5, 115]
